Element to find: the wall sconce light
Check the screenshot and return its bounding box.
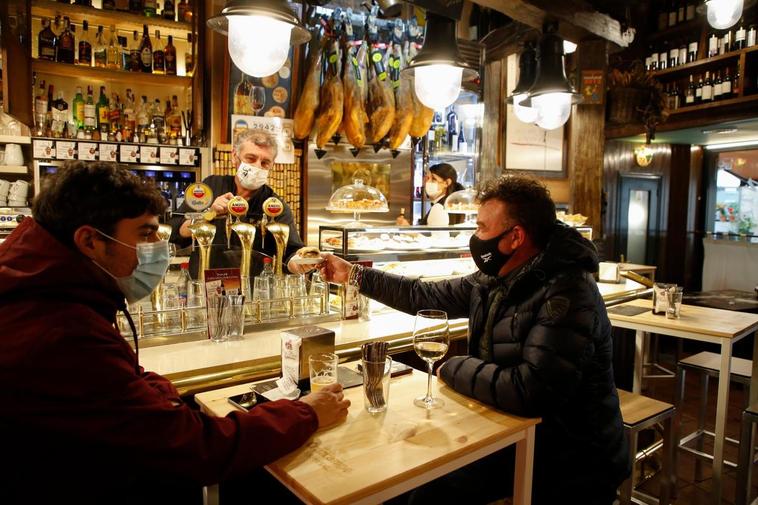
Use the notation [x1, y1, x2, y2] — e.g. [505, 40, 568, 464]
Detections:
[207, 0, 310, 78]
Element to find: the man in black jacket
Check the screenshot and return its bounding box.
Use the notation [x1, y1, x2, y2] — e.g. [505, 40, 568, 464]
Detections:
[318, 175, 630, 505]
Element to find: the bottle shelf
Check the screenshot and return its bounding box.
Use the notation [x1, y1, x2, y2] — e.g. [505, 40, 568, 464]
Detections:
[32, 58, 191, 86]
[670, 94, 758, 115]
[0, 166, 29, 174]
[31, 0, 193, 40]
[0, 135, 32, 144]
[652, 51, 741, 78]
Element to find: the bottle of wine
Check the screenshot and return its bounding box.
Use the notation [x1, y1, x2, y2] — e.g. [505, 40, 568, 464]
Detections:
[686, 0, 696, 20]
[702, 71, 713, 101]
[72, 87, 85, 129]
[106, 25, 120, 69]
[178, 0, 192, 23]
[685, 74, 695, 105]
[163, 0, 175, 20]
[669, 41, 679, 68]
[723, 67, 733, 98]
[139, 25, 153, 73]
[677, 0, 685, 23]
[84, 85, 96, 134]
[708, 32, 719, 58]
[735, 19, 746, 50]
[688, 40, 698, 63]
[129, 31, 140, 72]
[678, 41, 687, 68]
[144, 0, 157, 17]
[57, 17, 76, 64]
[696, 74, 703, 102]
[93, 26, 107, 68]
[129, 0, 144, 14]
[713, 70, 723, 100]
[152, 30, 165, 74]
[658, 42, 668, 70]
[38, 17, 58, 61]
[185, 33, 194, 76]
[77, 20, 92, 67]
[165, 35, 177, 75]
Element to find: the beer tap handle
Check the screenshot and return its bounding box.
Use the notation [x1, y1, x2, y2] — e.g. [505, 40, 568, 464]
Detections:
[260, 215, 268, 248]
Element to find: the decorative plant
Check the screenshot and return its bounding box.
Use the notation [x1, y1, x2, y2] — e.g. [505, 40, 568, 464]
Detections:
[608, 61, 669, 142]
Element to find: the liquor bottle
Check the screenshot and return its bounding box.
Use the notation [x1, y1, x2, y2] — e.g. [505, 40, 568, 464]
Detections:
[139, 25, 153, 73]
[109, 93, 122, 137]
[144, 0, 157, 17]
[735, 19, 747, 50]
[658, 42, 668, 70]
[721, 29, 731, 54]
[702, 71, 713, 101]
[152, 30, 165, 74]
[77, 20, 92, 67]
[106, 26, 120, 69]
[38, 18, 58, 61]
[46, 84, 55, 137]
[723, 67, 733, 98]
[52, 15, 63, 38]
[163, 0, 175, 20]
[129, 0, 144, 13]
[677, 0, 685, 23]
[668, 0, 677, 28]
[84, 85, 96, 134]
[733, 68, 741, 95]
[446, 109, 458, 151]
[57, 17, 76, 64]
[93, 26, 107, 68]
[185, 33, 194, 76]
[123, 89, 136, 139]
[153, 98, 166, 134]
[678, 41, 687, 67]
[708, 32, 719, 57]
[34, 79, 48, 135]
[669, 42, 679, 68]
[434, 113, 446, 151]
[233, 74, 253, 114]
[649, 48, 659, 71]
[97, 85, 110, 134]
[749, 25, 757, 47]
[129, 30, 140, 72]
[696, 74, 703, 102]
[458, 125, 468, 153]
[51, 91, 68, 138]
[688, 40, 698, 62]
[165, 35, 177, 75]
[686, 0, 696, 20]
[178, 0, 192, 23]
[73, 87, 85, 129]
[672, 83, 681, 109]
[713, 70, 723, 100]
[137, 96, 151, 142]
[102, 0, 116, 9]
[685, 75, 695, 104]
[119, 36, 129, 70]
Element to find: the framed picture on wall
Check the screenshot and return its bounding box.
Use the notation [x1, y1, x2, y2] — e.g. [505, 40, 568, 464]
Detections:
[504, 53, 567, 178]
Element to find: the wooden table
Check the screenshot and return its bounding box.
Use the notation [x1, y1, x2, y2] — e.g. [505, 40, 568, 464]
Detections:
[607, 298, 758, 504]
[196, 369, 540, 505]
[618, 263, 657, 282]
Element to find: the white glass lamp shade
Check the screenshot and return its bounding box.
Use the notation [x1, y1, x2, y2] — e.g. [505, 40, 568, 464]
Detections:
[706, 0, 743, 29]
[227, 15, 292, 77]
[563, 40, 578, 54]
[512, 93, 539, 124]
[533, 92, 572, 130]
[414, 64, 463, 110]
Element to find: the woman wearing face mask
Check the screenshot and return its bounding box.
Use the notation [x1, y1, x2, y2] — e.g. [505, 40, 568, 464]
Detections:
[397, 163, 465, 226]
[169, 129, 308, 278]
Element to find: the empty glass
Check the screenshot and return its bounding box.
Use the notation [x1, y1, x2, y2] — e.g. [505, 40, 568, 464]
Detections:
[665, 287, 684, 319]
[287, 274, 307, 316]
[271, 275, 290, 318]
[308, 271, 328, 315]
[161, 282, 181, 331]
[253, 276, 272, 320]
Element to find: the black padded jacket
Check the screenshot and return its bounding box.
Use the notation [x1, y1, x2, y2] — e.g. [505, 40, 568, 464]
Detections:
[359, 222, 630, 504]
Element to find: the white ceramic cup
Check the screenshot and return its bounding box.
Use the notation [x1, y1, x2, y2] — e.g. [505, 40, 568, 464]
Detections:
[0, 179, 10, 198]
[4, 144, 23, 166]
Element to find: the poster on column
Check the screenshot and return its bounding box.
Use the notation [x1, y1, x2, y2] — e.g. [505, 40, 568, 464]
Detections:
[231, 114, 295, 165]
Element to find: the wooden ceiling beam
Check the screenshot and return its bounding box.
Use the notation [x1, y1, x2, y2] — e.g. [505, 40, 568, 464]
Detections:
[470, 0, 630, 48]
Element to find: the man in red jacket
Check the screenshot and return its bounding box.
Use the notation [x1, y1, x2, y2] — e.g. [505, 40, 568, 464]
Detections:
[0, 161, 349, 504]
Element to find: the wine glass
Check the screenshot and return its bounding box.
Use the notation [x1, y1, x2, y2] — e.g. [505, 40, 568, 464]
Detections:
[413, 309, 449, 409]
[250, 86, 266, 116]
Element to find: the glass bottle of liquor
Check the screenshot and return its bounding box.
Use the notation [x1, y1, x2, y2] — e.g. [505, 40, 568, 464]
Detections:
[72, 86, 85, 129]
[708, 32, 719, 57]
[178, 0, 192, 23]
[749, 25, 757, 47]
[721, 29, 731, 54]
[137, 96, 151, 142]
[733, 68, 741, 95]
[84, 85, 96, 135]
[723, 67, 733, 98]
[119, 36, 129, 70]
[96, 85, 110, 134]
[77, 20, 92, 67]
[129, 0, 144, 13]
[124, 89, 136, 140]
[129, 30, 141, 72]
[669, 41, 679, 68]
[169, 95, 182, 139]
[52, 15, 63, 38]
[93, 26, 107, 68]
[702, 71, 713, 101]
[696, 74, 703, 102]
[668, 0, 678, 27]
[713, 70, 723, 100]
[658, 42, 668, 70]
[688, 40, 698, 63]
[51, 91, 69, 138]
[139, 25, 153, 73]
[678, 41, 687, 68]
[34, 79, 48, 136]
[185, 33, 194, 76]
[153, 98, 166, 143]
[106, 25, 120, 69]
[735, 18, 746, 50]
[57, 17, 75, 64]
[152, 30, 165, 74]
[165, 35, 177, 75]
[685, 75, 695, 105]
[233, 74, 253, 114]
[46, 84, 55, 137]
[109, 93, 122, 138]
[38, 18, 58, 61]
[102, 0, 116, 9]
[144, 0, 157, 17]
[163, 0, 175, 21]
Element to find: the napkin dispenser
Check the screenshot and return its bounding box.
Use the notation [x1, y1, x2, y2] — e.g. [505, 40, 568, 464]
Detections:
[598, 262, 621, 283]
[281, 326, 335, 390]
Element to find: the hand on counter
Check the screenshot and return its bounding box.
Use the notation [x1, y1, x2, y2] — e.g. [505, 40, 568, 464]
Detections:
[299, 382, 350, 429]
[211, 192, 235, 216]
[317, 254, 353, 284]
[396, 215, 410, 226]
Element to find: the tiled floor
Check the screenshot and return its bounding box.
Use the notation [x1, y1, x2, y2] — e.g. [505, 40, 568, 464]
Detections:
[631, 348, 758, 505]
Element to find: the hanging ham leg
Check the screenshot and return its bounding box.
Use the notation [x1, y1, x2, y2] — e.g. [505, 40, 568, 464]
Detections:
[341, 44, 368, 149]
[315, 40, 344, 149]
[388, 45, 413, 149]
[293, 37, 323, 141]
[367, 47, 395, 144]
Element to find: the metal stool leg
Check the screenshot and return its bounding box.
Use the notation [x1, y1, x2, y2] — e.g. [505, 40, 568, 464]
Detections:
[672, 365, 686, 496]
[620, 428, 638, 505]
[694, 373, 709, 481]
[736, 411, 753, 505]
[660, 413, 674, 505]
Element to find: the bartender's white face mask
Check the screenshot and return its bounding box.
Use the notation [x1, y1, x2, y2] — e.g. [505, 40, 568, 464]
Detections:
[425, 181, 443, 199]
[237, 162, 269, 190]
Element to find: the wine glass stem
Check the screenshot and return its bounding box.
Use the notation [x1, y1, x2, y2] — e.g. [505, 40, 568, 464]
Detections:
[426, 361, 434, 401]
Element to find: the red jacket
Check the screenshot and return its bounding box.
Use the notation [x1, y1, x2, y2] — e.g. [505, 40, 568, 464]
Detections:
[0, 218, 318, 503]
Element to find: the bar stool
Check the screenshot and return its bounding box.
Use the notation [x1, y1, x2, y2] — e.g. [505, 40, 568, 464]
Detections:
[618, 389, 675, 505]
[675, 351, 752, 480]
[736, 403, 758, 505]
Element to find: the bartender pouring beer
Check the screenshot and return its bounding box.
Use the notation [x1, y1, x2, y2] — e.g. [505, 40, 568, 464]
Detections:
[169, 129, 312, 278]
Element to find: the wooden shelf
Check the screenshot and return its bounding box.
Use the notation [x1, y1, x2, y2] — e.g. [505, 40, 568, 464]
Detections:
[31, 0, 193, 39]
[670, 94, 758, 115]
[32, 59, 191, 86]
[652, 51, 740, 78]
[0, 135, 31, 144]
[0, 166, 29, 174]
[648, 18, 704, 42]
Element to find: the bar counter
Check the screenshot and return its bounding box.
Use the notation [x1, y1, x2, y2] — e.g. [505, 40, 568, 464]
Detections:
[140, 277, 649, 397]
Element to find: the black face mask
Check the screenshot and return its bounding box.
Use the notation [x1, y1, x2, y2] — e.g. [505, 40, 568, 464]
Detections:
[469, 226, 516, 276]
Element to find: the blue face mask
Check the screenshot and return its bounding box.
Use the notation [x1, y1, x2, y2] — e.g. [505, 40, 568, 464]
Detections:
[93, 230, 170, 304]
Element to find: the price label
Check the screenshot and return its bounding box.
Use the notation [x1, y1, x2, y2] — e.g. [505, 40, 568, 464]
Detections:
[140, 146, 159, 164]
[78, 142, 98, 161]
[120, 144, 140, 163]
[56, 141, 76, 160]
[100, 143, 118, 162]
[160, 147, 178, 165]
[179, 148, 197, 166]
[185, 182, 213, 211]
[33, 139, 56, 159]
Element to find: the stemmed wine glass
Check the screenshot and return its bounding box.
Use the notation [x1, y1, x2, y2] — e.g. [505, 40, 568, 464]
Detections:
[413, 309, 449, 409]
[250, 86, 266, 116]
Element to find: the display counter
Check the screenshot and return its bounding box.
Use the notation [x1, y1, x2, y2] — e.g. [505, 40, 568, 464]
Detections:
[703, 236, 758, 291]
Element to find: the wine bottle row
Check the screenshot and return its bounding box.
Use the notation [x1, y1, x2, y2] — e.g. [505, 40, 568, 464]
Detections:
[55, 0, 192, 24]
[665, 67, 740, 111]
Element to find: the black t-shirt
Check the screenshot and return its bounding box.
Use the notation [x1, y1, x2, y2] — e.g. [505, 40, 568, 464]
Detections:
[168, 175, 304, 278]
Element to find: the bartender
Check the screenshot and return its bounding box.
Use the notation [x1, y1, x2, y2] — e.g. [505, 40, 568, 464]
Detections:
[169, 129, 311, 278]
[397, 163, 465, 226]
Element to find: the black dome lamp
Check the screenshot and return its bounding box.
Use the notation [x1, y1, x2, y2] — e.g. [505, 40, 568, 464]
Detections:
[207, 0, 311, 78]
[506, 42, 539, 124]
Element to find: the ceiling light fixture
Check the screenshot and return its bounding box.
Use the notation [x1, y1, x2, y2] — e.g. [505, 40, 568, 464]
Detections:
[207, 0, 310, 78]
[506, 43, 539, 124]
[563, 40, 578, 54]
[402, 13, 479, 111]
[705, 0, 743, 29]
[704, 139, 758, 150]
